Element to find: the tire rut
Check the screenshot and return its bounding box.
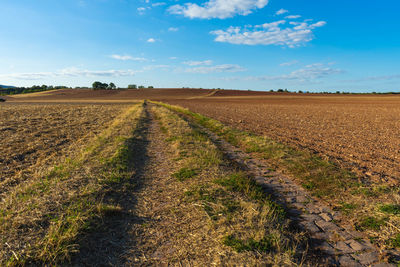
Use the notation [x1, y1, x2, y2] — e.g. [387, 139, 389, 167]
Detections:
[71, 104, 152, 266]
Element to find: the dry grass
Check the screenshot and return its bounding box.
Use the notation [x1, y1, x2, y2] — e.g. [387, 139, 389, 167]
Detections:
[0, 103, 144, 265]
[150, 104, 307, 266]
[0, 103, 131, 196]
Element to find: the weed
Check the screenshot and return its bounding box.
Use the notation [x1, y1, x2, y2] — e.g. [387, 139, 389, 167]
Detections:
[215, 172, 265, 202]
[389, 234, 400, 248]
[172, 168, 197, 181]
[356, 216, 386, 231]
[380, 204, 400, 215]
[335, 202, 357, 215]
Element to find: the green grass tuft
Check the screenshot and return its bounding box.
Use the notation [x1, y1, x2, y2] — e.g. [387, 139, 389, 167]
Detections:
[223, 235, 274, 253]
[172, 167, 197, 181]
[356, 216, 386, 231]
[380, 204, 400, 215]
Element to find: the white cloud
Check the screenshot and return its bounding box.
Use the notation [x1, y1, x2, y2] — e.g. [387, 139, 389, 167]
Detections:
[168, 27, 179, 32]
[280, 60, 299, 66]
[142, 65, 170, 71]
[147, 38, 156, 43]
[185, 64, 245, 74]
[137, 7, 149, 14]
[168, 0, 269, 19]
[109, 54, 147, 61]
[152, 2, 166, 7]
[276, 8, 288, 15]
[183, 60, 213, 66]
[211, 19, 326, 47]
[249, 63, 343, 82]
[0, 68, 137, 80]
[169, 57, 178, 60]
[285, 15, 301, 19]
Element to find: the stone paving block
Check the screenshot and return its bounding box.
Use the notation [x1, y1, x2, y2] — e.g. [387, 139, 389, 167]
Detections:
[346, 239, 368, 252]
[338, 255, 362, 267]
[305, 203, 321, 214]
[296, 195, 308, 203]
[336, 230, 356, 241]
[301, 221, 321, 233]
[352, 251, 379, 266]
[335, 241, 354, 254]
[300, 213, 321, 222]
[320, 212, 333, 222]
[315, 219, 340, 233]
[314, 240, 337, 255]
[312, 231, 330, 241]
[371, 263, 396, 267]
[291, 202, 306, 210]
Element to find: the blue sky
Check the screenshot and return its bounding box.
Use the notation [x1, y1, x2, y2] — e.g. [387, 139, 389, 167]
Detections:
[0, 0, 399, 92]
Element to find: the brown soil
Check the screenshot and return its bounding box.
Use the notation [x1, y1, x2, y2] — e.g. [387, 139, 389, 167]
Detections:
[6, 88, 214, 102]
[165, 94, 400, 184]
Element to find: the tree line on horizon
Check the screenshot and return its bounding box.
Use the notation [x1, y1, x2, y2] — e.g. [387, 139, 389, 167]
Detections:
[92, 81, 154, 90]
[0, 85, 69, 96]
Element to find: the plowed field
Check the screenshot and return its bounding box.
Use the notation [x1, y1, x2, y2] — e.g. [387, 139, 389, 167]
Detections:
[166, 95, 400, 184]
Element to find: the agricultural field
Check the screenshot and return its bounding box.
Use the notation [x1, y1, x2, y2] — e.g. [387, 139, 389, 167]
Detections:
[0, 103, 131, 195]
[1, 89, 400, 265]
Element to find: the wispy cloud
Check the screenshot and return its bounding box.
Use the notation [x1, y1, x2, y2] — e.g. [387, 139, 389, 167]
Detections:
[142, 65, 170, 71]
[109, 54, 147, 61]
[137, 7, 148, 14]
[183, 60, 213, 66]
[137, 2, 165, 14]
[185, 64, 245, 74]
[168, 0, 269, 19]
[0, 67, 137, 80]
[285, 15, 301, 19]
[147, 38, 156, 43]
[211, 19, 326, 47]
[248, 63, 343, 82]
[168, 27, 179, 32]
[280, 60, 299, 66]
[275, 8, 288, 15]
[152, 2, 166, 7]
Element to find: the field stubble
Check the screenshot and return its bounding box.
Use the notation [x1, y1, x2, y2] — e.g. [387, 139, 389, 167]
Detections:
[0, 103, 131, 195]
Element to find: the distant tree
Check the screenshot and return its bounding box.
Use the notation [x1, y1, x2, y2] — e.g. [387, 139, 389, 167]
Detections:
[277, 89, 284, 92]
[92, 81, 108, 90]
[148, 86, 154, 89]
[298, 90, 303, 93]
[128, 84, 137, 89]
[108, 82, 116, 90]
[138, 85, 145, 89]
